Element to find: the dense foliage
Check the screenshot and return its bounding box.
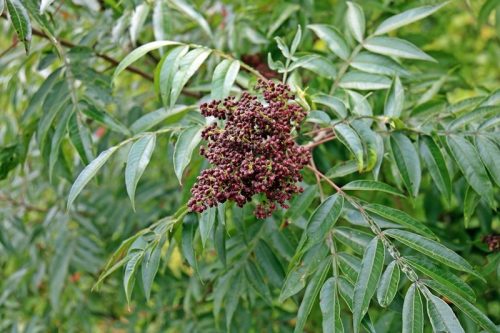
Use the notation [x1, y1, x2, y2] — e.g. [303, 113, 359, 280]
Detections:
[1, 0, 500, 332]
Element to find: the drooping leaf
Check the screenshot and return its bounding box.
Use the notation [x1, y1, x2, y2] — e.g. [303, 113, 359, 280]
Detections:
[199, 206, 216, 248]
[294, 258, 330, 333]
[402, 284, 424, 333]
[125, 134, 156, 210]
[67, 145, 119, 209]
[424, 279, 499, 333]
[475, 136, 500, 187]
[113, 41, 182, 80]
[404, 256, 476, 302]
[351, 52, 410, 77]
[123, 251, 143, 306]
[211, 59, 240, 100]
[48, 104, 74, 181]
[334, 227, 372, 255]
[6, 0, 32, 53]
[284, 185, 317, 221]
[288, 55, 337, 79]
[353, 237, 385, 332]
[464, 186, 480, 228]
[129, 3, 150, 45]
[170, 48, 212, 107]
[364, 37, 435, 62]
[68, 113, 94, 165]
[304, 194, 344, 249]
[81, 101, 130, 135]
[157, 46, 190, 107]
[374, 2, 449, 35]
[364, 204, 436, 239]
[419, 135, 452, 200]
[312, 94, 347, 118]
[130, 105, 194, 134]
[170, 0, 213, 38]
[426, 293, 465, 333]
[346, 1, 365, 42]
[384, 76, 404, 118]
[320, 277, 344, 333]
[376, 261, 400, 307]
[307, 24, 350, 60]
[447, 135, 495, 207]
[342, 180, 404, 197]
[173, 126, 202, 184]
[384, 229, 482, 279]
[390, 133, 421, 197]
[141, 239, 163, 301]
[339, 72, 391, 90]
[335, 124, 365, 172]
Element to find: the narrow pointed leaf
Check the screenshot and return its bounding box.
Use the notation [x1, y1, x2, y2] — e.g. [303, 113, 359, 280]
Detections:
[320, 277, 344, 333]
[384, 229, 481, 279]
[353, 237, 385, 332]
[125, 134, 156, 210]
[157, 46, 189, 107]
[124, 251, 143, 306]
[173, 126, 202, 184]
[142, 240, 163, 301]
[390, 133, 421, 197]
[427, 293, 465, 333]
[307, 24, 350, 60]
[346, 2, 365, 42]
[339, 72, 391, 90]
[377, 261, 400, 307]
[402, 284, 424, 333]
[199, 206, 216, 248]
[385, 76, 404, 118]
[375, 3, 448, 35]
[49, 105, 74, 181]
[305, 194, 343, 248]
[343, 180, 404, 197]
[351, 52, 410, 77]
[447, 135, 494, 207]
[6, 0, 32, 53]
[67, 146, 119, 209]
[424, 279, 499, 333]
[364, 204, 436, 239]
[364, 37, 435, 62]
[475, 136, 500, 187]
[335, 124, 365, 172]
[211, 59, 240, 100]
[419, 136, 452, 200]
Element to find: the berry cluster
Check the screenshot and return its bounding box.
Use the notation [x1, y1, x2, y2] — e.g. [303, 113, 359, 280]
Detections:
[188, 80, 310, 218]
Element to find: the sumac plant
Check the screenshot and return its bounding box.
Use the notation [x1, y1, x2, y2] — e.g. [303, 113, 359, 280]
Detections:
[0, 0, 499, 332]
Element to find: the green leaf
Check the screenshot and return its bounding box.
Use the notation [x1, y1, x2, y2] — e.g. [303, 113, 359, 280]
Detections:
[304, 194, 344, 249]
[245, 260, 272, 304]
[353, 237, 385, 333]
[338, 252, 361, 284]
[326, 160, 358, 178]
[214, 217, 226, 267]
[364, 37, 436, 62]
[385, 76, 404, 118]
[48, 104, 74, 181]
[346, 2, 365, 42]
[130, 105, 194, 134]
[419, 135, 452, 200]
[81, 101, 130, 135]
[39, 0, 54, 13]
[351, 52, 409, 77]
[199, 206, 216, 248]
[447, 135, 494, 207]
[335, 124, 365, 172]
[449, 106, 500, 130]
[475, 136, 500, 187]
[348, 90, 373, 118]
[129, 3, 149, 45]
[307, 24, 350, 60]
[402, 284, 424, 333]
[67, 145, 119, 209]
[170, 48, 212, 107]
[404, 256, 476, 302]
[284, 185, 317, 221]
[339, 72, 391, 90]
[255, 240, 285, 288]
[288, 55, 337, 79]
[312, 94, 347, 118]
[364, 204, 436, 239]
[290, 25, 302, 55]
[479, 0, 500, 25]
[337, 277, 378, 332]
[384, 229, 481, 279]
[211, 59, 240, 100]
[141, 239, 163, 301]
[181, 216, 197, 269]
[377, 261, 400, 307]
[424, 279, 499, 333]
[157, 46, 190, 107]
[334, 227, 372, 255]
[173, 126, 202, 184]
[68, 113, 94, 165]
[343, 180, 404, 197]
[6, 0, 32, 53]
[464, 186, 480, 228]
[124, 251, 143, 306]
[125, 134, 156, 210]
[267, 3, 300, 38]
[351, 120, 381, 172]
[426, 293, 465, 333]
[170, 0, 212, 38]
[49, 239, 74, 308]
[113, 41, 181, 80]
[294, 258, 330, 333]
[390, 133, 421, 197]
[374, 2, 448, 35]
[320, 277, 344, 333]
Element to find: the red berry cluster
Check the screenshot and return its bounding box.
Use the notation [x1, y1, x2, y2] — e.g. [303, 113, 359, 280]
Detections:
[188, 80, 310, 218]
